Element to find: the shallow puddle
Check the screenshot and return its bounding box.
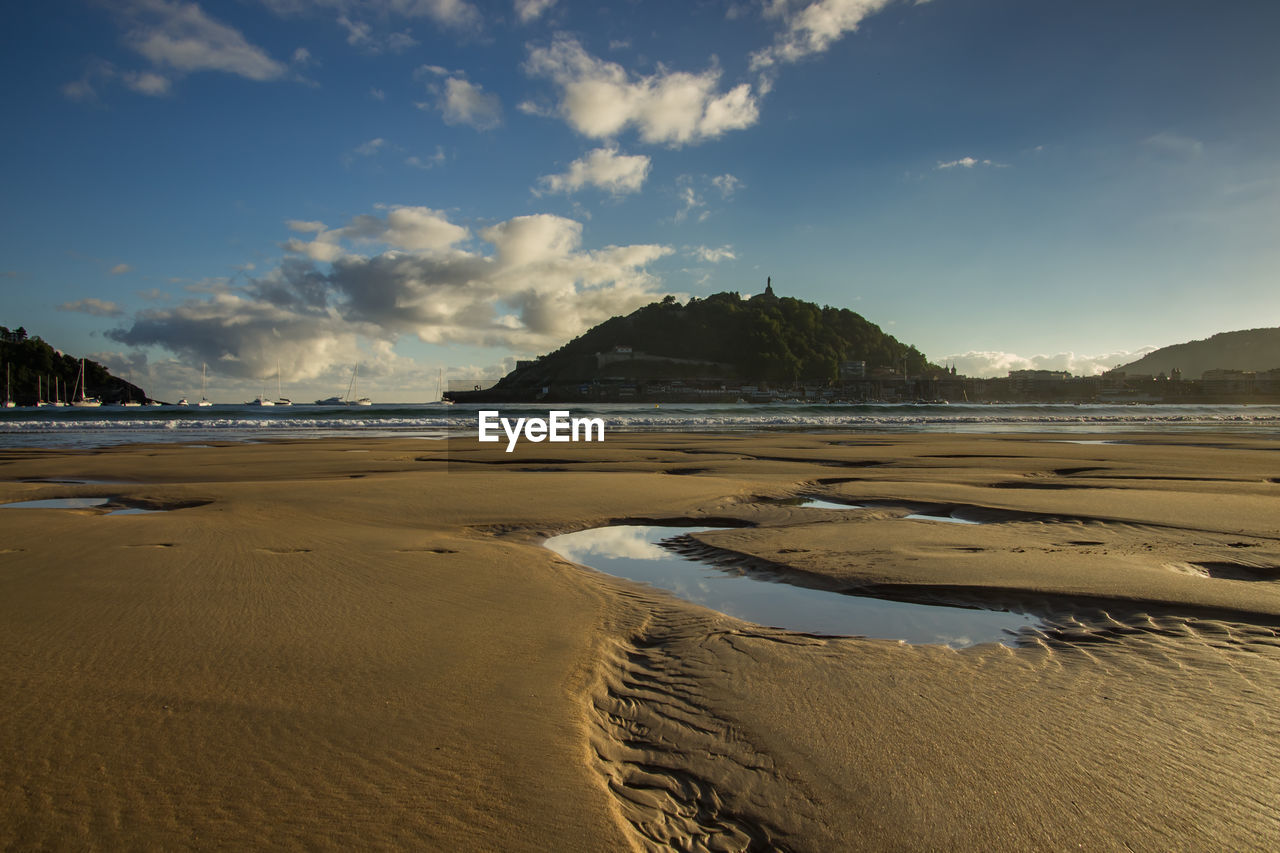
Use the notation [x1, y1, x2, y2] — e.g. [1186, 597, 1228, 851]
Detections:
[545, 525, 1038, 647]
[2, 497, 165, 514]
[792, 497, 863, 510]
[3, 497, 112, 510]
[905, 511, 985, 525]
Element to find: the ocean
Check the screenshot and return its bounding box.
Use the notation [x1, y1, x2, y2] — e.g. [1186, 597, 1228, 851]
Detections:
[2, 401, 1279, 449]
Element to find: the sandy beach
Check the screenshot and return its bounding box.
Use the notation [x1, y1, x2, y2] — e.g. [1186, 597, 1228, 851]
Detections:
[2, 432, 1278, 850]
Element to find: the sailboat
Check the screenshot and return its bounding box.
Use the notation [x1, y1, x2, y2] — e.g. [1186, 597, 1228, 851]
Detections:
[71, 359, 102, 407]
[349, 363, 372, 406]
[3, 365, 14, 408]
[437, 368, 453, 405]
[316, 364, 371, 405]
[35, 375, 46, 408]
[49, 375, 66, 407]
[275, 360, 292, 406]
[198, 363, 213, 406]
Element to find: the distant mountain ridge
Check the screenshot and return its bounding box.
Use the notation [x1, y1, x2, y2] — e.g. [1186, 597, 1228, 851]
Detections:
[1116, 328, 1280, 378]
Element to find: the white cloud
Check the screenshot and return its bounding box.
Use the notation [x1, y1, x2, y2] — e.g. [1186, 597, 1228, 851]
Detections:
[439, 77, 502, 129]
[407, 146, 447, 169]
[711, 173, 742, 198]
[752, 0, 897, 70]
[286, 219, 327, 233]
[110, 207, 676, 374]
[284, 205, 471, 261]
[123, 0, 289, 81]
[353, 137, 386, 156]
[514, 0, 556, 23]
[692, 245, 735, 263]
[417, 69, 503, 130]
[59, 298, 126, 317]
[110, 263, 134, 275]
[524, 35, 759, 146]
[672, 175, 716, 222]
[940, 348, 1160, 379]
[64, 59, 171, 100]
[537, 146, 651, 195]
[936, 156, 1003, 170]
[122, 70, 172, 95]
[292, 46, 313, 65]
[370, 87, 386, 100]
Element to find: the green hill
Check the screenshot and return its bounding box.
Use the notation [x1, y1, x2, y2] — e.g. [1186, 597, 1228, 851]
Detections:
[490, 287, 935, 395]
[1117, 328, 1280, 379]
[0, 326, 148, 405]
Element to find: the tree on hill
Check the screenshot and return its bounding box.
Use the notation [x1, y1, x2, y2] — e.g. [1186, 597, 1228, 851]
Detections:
[496, 289, 934, 388]
[0, 327, 145, 404]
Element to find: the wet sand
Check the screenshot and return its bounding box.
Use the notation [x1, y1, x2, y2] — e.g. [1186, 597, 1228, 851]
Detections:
[1, 433, 1278, 850]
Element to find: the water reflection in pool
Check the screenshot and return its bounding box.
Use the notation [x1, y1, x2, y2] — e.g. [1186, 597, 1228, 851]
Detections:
[545, 525, 1038, 648]
[2, 497, 165, 514]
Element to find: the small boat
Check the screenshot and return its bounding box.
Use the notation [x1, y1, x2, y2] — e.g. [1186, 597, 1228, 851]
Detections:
[49, 375, 66, 407]
[248, 395, 275, 407]
[436, 368, 454, 405]
[319, 364, 372, 405]
[274, 359, 292, 405]
[146, 400, 162, 406]
[177, 397, 189, 406]
[3, 364, 14, 408]
[122, 400, 142, 407]
[198, 364, 213, 406]
[71, 359, 102, 407]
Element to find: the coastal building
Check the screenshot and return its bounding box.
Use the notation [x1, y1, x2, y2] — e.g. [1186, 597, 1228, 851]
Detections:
[839, 360, 866, 379]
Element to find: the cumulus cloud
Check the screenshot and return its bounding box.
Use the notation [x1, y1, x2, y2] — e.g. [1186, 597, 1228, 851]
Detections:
[59, 298, 126, 317]
[110, 263, 134, 275]
[537, 146, 651, 195]
[109, 207, 675, 379]
[524, 35, 759, 146]
[284, 205, 471, 262]
[417, 68, 503, 130]
[940, 348, 1160, 379]
[514, 0, 556, 23]
[439, 77, 502, 129]
[752, 0, 897, 70]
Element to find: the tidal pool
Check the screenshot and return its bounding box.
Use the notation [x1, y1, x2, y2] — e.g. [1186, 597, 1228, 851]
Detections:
[2, 497, 165, 514]
[545, 525, 1038, 648]
[2, 497, 112, 510]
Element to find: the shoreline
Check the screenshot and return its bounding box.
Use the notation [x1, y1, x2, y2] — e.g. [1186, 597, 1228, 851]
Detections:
[2, 432, 1278, 849]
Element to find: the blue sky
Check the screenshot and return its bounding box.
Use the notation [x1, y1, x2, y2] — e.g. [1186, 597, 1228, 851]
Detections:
[2, 0, 1277, 400]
